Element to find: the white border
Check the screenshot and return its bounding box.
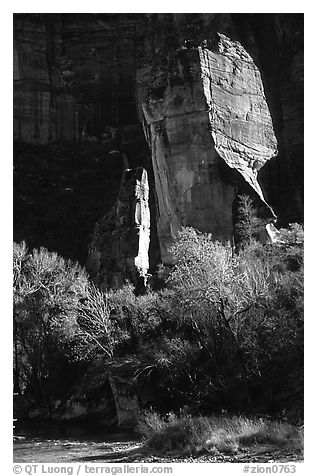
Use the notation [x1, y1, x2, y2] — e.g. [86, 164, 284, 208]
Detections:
[2, 3, 313, 473]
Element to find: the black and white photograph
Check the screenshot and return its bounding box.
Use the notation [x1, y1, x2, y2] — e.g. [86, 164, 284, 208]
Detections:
[11, 5, 305, 470]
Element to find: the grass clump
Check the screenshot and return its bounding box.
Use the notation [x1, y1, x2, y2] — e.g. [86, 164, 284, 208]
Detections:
[237, 418, 302, 448]
[137, 410, 178, 439]
[138, 411, 303, 456]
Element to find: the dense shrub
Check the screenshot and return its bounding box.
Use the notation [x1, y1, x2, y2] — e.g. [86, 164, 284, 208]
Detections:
[14, 220, 303, 419]
[13, 242, 89, 411]
[132, 227, 303, 415]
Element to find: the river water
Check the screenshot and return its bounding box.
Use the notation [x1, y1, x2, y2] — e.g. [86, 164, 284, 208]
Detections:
[13, 422, 141, 463]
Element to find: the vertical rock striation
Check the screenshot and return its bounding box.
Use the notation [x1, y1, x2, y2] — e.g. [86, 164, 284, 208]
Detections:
[139, 48, 217, 261]
[87, 167, 150, 290]
[14, 13, 142, 143]
[199, 34, 277, 205]
[139, 34, 277, 262]
[14, 14, 302, 272]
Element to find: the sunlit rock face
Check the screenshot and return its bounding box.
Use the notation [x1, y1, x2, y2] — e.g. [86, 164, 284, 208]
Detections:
[139, 34, 277, 262]
[140, 49, 228, 261]
[14, 13, 303, 271]
[87, 167, 150, 290]
[199, 34, 278, 204]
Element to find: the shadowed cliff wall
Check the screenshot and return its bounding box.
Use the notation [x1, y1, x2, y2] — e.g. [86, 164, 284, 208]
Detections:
[13, 13, 303, 267]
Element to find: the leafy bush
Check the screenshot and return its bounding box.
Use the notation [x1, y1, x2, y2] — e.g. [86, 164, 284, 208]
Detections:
[134, 226, 303, 415]
[14, 221, 303, 420]
[13, 241, 89, 410]
[278, 223, 304, 245]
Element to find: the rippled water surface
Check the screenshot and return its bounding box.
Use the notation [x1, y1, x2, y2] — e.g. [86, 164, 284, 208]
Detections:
[14, 423, 141, 463]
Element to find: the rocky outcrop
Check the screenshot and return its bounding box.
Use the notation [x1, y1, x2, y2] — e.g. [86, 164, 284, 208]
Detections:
[13, 14, 303, 268]
[229, 14, 303, 225]
[87, 167, 150, 290]
[13, 14, 303, 430]
[199, 34, 277, 205]
[108, 360, 141, 428]
[140, 34, 277, 262]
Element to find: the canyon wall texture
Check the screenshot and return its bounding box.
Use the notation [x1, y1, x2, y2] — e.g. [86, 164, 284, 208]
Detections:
[14, 13, 303, 276]
[87, 167, 150, 290]
[139, 33, 277, 261]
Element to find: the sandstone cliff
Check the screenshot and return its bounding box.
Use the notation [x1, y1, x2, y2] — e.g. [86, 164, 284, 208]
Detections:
[13, 14, 303, 276]
[87, 167, 150, 290]
[139, 33, 277, 261]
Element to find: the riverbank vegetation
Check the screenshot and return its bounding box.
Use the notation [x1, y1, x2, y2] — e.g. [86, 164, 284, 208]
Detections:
[13, 202, 304, 427]
[138, 411, 303, 456]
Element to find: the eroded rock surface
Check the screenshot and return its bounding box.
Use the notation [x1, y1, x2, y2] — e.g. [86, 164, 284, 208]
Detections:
[108, 362, 141, 428]
[139, 34, 277, 262]
[199, 34, 278, 204]
[14, 14, 303, 267]
[14, 14, 141, 143]
[87, 167, 150, 290]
